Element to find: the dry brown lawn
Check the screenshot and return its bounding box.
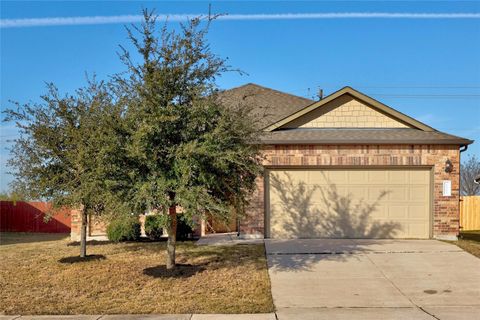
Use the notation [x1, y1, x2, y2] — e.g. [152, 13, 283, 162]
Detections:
[0, 232, 274, 315]
[454, 239, 480, 258]
[452, 231, 480, 258]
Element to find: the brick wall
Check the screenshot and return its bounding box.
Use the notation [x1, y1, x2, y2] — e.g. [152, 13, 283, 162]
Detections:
[70, 209, 82, 241]
[240, 144, 461, 239]
[70, 144, 462, 240]
[89, 215, 107, 236]
[71, 214, 146, 241]
[71, 212, 203, 240]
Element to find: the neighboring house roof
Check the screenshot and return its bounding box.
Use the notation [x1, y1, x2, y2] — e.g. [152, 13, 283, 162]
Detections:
[260, 128, 473, 145]
[220, 83, 474, 146]
[218, 83, 314, 129]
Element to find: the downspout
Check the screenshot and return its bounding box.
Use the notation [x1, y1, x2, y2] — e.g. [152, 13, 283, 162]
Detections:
[458, 144, 468, 235]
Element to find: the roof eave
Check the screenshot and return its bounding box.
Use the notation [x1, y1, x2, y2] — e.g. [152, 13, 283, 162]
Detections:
[259, 139, 474, 145]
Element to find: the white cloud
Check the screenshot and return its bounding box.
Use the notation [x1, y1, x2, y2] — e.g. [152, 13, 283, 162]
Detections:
[2, 12, 480, 28]
[415, 113, 448, 126]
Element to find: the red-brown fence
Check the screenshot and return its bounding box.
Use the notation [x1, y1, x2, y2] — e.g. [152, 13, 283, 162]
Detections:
[0, 201, 71, 233]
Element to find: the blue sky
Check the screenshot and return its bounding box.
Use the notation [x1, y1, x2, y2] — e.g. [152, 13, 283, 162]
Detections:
[1, 1, 480, 192]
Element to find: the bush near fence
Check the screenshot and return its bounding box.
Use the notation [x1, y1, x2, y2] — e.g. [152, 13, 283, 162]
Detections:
[460, 196, 480, 231]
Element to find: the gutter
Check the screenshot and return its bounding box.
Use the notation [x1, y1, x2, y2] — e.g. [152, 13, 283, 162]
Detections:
[259, 140, 474, 145]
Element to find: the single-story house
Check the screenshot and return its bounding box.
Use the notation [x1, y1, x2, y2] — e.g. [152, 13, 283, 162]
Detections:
[70, 84, 473, 241]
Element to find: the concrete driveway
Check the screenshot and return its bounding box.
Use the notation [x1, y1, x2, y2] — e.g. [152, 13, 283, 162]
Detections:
[265, 239, 480, 320]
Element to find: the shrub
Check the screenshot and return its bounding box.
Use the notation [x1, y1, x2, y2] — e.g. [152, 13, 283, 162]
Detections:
[144, 214, 193, 240]
[137, 213, 193, 241]
[176, 216, 194, 240]
[144, 215, 169, 240]
[106, 216, 141, 242]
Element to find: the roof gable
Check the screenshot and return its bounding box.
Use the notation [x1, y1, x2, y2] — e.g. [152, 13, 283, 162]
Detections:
[265, 87, 435, 132]
[282, 94, 412, 129]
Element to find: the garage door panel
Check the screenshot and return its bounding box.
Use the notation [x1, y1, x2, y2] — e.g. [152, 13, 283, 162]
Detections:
[409, 186, 429, 202]
[368, 171, 388, 183]
[310, 188, 326, 203]
[367, 187, 387, 201]
[408, 205, 429, 219]
[268, 169, 431, 239]
[388, 206, 409, 219]
[270, 202, 326, 239]
[368, 206, 388, 220]
[403, 222, 429, 238]
[387, 186, 408, 201]
[348, 171, 368, 184]
[274, 170, 307, 184]
[346, 186, 368, 200]
[388, 171, 409, 184]
[307, 171, 329, 185]
[331, 186, 348, 198]
[410, 171, 430, 184]
[326, 171, 348, 183]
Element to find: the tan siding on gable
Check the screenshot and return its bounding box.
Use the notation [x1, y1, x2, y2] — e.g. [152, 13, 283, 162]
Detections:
[299, 97, 409, 128]
[269, 87, 435, 132]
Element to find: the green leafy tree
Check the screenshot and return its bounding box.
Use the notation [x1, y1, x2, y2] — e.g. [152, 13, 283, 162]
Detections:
[0, 190, 29, 202]
[4, 80, 126, 257]
[115, 10, 262, 269]
[461, 154, 480, 195]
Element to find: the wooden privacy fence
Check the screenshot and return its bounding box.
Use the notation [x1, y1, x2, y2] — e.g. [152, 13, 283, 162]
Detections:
[0, 201, 71, 233]
[460, 196, 480, 231]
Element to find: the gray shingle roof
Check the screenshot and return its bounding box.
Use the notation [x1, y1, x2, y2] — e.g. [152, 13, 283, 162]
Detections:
[219, 83, 473, 146]
[260, 128, 473, 145]
[218, 83, 314, 129]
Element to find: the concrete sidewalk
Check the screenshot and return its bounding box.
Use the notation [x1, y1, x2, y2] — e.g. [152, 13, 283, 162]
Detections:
[0, 314, 276, 320]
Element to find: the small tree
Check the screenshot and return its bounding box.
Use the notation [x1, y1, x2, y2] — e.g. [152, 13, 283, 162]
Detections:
[461, 154, 480, 196]
[4, 80, 126, 257]
[0, 189, 29, 202]
[115, 10, 262, 269]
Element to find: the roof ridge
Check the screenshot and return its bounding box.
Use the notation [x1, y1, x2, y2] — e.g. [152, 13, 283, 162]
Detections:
[222, 83, 314, 103]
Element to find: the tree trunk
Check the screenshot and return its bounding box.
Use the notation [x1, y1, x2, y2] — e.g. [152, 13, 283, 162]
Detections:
[166, 193, 177, 270]
[80, 207, 87, 258]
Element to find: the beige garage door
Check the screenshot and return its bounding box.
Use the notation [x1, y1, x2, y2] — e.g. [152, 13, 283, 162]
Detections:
[267, 169, 431, 239]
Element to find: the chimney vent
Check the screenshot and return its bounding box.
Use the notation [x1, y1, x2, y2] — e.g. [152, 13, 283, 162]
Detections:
[318, 88, 324, 100]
